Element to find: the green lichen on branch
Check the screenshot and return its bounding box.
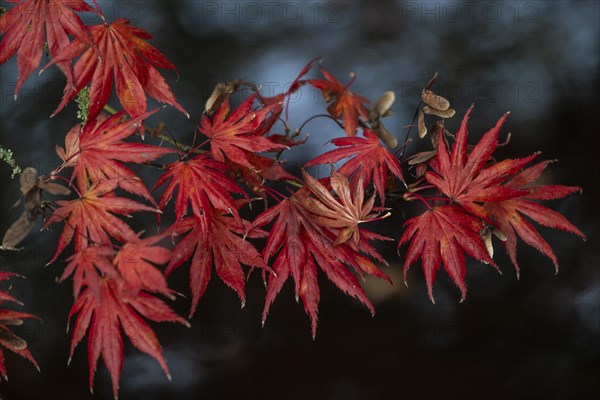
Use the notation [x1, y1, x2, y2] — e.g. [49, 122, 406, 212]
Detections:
[0, 146, 21, 178]
[76, 86, 90, 122]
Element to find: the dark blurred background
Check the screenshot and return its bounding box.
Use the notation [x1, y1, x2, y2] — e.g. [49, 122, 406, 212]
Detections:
[0, 1, 598, 399]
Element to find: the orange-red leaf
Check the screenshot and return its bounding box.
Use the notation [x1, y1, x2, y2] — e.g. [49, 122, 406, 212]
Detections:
[55, 110, 173, 200]
[484, 160, 586, 276]
[258, 57, 318, 106]
[199, 94, 287, 169]
[153, 153, 245, 221]
[68, 278, 188, 398]
[61, 245, 118, 298]
[305, 129, 404, 202]
[308, 66, 370, 136]
[114, 234, 172, 298]
[44, 18, 187, 119]
[298, 170, 389, 245]
[46, 179, 158, 263]
[0, 0, 93, 97]
[425, 107, 538, 219]
[398, 205, 497, 302]
[228, 153, 298, 189]
[166, 212, 269, 316]
[252, 194, 387, 338]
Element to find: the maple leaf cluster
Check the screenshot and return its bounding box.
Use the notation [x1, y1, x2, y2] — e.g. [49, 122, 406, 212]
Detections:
[0, 2, 586, 398]
[399, 106, 586, 302]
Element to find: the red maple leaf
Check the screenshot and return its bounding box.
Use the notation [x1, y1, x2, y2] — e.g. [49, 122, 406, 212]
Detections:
[225, 133, 306, 190]
[55, 110, 173, 200]
[166, 211, 269, 316]
[258, 57, 318, 106]
[153, 153, 246, 221]
[43, 17, 188, 119]
[228, 153, 298, 189]
[60, 245, 119, 298]
[298, 170, 390, 245]
[252, 193, 389, 338]
[0, 271, 39, 380]
[398, 205, 497, 302]
[46, 179, 159, 263]
[0, 0, 93, 97]
[199, 94, 287, 169]
[114, 234, 173, 298]
[425, 107, 539, 219]
[308, 66, 370, 136]
[68, 278, 188, 398]
[305, 129, 404, 202]
[257, 57, 320, 125]
[59, 233, 172, 300]
[484, 160, 586, 276]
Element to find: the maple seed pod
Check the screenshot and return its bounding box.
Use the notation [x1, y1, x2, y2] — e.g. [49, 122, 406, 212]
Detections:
[373, 123, 398, 148]
[408, 150, 437, 165]
[492, 228, 508, 242]
[371, 91, 395, 121]
[429, 120, 446, 148]
[205, 81, 240, 116]
[2, 167, 70, 251]
[0, 327, 28, 351]
[424, 72, 439, 91]
[415, 162, 428, 178]
[421, 89, 450, 111]
[422, 105, 456, 119]
[205, 83, 228, 115]
[3, 319, 24, 326]
[480, 226, 494, 258]
[417, 109, 427, 138]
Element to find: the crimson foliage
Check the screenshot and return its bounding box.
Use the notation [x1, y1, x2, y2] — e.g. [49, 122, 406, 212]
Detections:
[0, 2, 585, 398]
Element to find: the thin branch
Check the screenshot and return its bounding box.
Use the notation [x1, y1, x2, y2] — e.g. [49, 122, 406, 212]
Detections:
[296, 113, 345, 134]
[101, 104, 205, 155]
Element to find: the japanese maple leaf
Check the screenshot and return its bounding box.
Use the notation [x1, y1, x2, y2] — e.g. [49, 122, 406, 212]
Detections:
[305, 129, 404, 202]
[298, 170, 389, 245]
[46, 179, 159, 263]
[230, 153, 298, 189]
[60, 245, 119, 298]
[114, 233, 172, 298]
[43, 17, 188, 120]
[258, 57, 319, 123]
[199, 94, 287, 169]
[338, 229, 393, 277]
[425, 106, 539, 219]
[68, 278, 188, 398]
[153, 153, 246, 221]
[484, 160, 586, 277]
[0, 271, 39, 380]
[228, 133, 305, 188]
[398, 205, 498, 302]
[0, 0, 93, 97]
[252, 194, 388, 337]
[55, 110, 173, 200]
[308, 66, 370, 136]
[166, 212, 269, 316]
[258, 57, 318, 106]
